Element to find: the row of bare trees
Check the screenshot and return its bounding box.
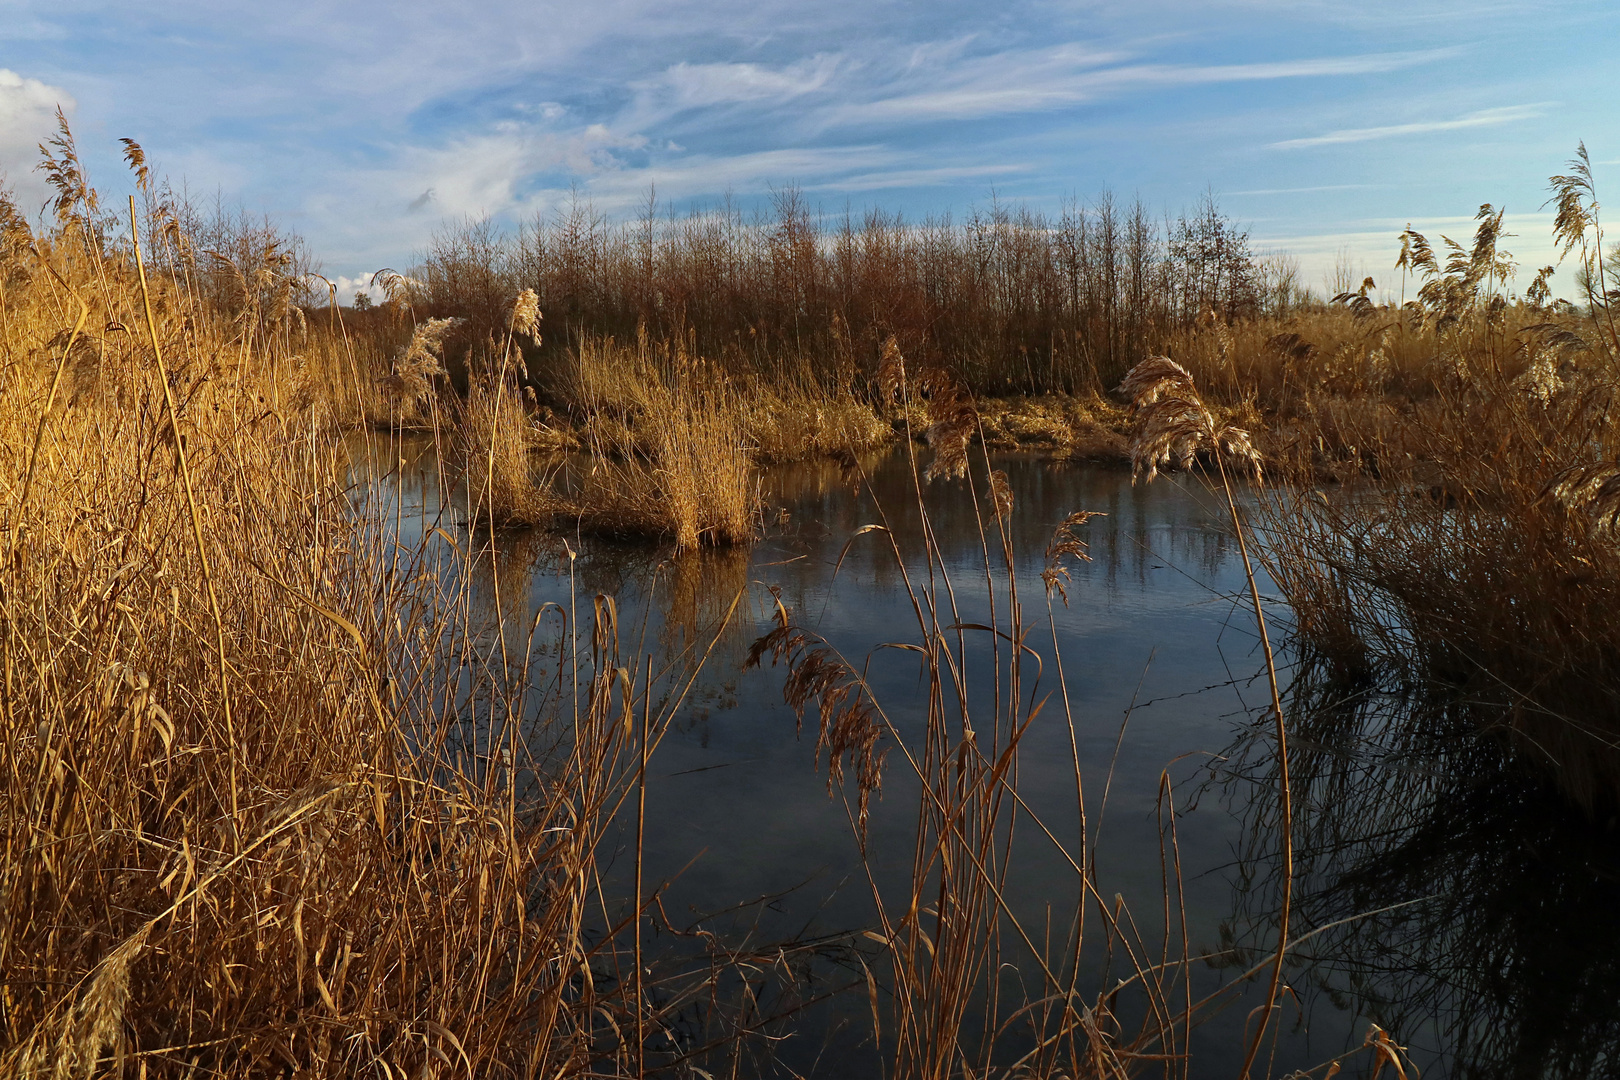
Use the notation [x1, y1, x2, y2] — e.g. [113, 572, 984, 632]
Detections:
[406, 187, 1304, 394]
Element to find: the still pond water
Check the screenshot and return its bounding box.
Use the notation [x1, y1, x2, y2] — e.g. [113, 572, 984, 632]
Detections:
[360, 436, 1620, 1079]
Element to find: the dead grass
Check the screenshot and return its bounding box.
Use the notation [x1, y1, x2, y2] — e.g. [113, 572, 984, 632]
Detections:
[562, 334, 759, 551]
[1253, 152, 1620, 814]
[455, 291, 556, 527]
[976, 393, 1132, 459]
[0, 126, 757, 1078]
[742, 375, 896, 463]
[7, 117, 1606, 1077]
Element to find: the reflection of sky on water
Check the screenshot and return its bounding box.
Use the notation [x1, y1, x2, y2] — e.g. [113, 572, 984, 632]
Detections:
[350, 433, 1614, 1077]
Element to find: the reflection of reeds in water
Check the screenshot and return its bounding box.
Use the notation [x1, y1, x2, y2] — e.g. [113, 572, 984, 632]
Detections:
[660, 543, 755, 655]
[462, 524, 556, 657]
[1218, 654, 1620, 1078]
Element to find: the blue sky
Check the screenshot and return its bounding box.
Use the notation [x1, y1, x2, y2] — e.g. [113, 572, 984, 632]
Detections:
[2, 0, 1614, 299]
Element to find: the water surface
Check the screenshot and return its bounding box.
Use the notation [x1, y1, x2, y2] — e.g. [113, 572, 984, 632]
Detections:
[355, 435, 1620, 1078]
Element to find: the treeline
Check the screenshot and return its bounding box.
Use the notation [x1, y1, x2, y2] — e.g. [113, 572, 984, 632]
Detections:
[395, 188, 1307, 395]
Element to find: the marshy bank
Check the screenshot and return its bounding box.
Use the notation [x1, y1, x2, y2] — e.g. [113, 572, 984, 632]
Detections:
[6, 123, 1620, 1078]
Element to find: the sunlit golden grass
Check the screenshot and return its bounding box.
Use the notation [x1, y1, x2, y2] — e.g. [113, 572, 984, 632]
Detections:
[0, 126, 750, 1078]
[0, 237, 568, 1074]
[558, 334, 759, 550]
[974, 392, 1130, 458]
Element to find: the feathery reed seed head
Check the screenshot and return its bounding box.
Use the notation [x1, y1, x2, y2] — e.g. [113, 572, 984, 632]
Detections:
[1117, 356, 1262, 483]
[1042, 511, 1102, 604]
[509, 288, 541, 341]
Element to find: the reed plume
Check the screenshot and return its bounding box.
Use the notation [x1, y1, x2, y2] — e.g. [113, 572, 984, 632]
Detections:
[1115, 356, 1261, 482]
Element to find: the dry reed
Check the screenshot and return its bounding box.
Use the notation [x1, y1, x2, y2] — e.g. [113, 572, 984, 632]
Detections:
[0, 126, 765, 1079]
[1255, 149, 1620, 815]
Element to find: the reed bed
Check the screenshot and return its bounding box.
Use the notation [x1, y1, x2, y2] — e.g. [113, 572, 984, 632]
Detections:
[6, 116, 1609, 1078]
[1252, 151, 1620, 814]
[448, 328, 893, 545]
[558, 335, 759, 550]
[0, 127, 780, 1078]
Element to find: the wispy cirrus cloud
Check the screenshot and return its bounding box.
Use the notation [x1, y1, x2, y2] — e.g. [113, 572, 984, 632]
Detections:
[653, 55, 844, 111]
[1269, 103, 1549, 149]
[803, 163, 1028, 193]
[6, 0, 1611, 286]
[827, 45, 1458, 125]
[613, 40, 1460, 138]
[514, 144, 1009, 215]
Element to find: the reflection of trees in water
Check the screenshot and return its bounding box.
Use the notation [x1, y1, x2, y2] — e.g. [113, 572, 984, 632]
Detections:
[1075, 468, 1238, 584]
[1217, 653, 1620, 1077]
[764, 452, 1246, 605]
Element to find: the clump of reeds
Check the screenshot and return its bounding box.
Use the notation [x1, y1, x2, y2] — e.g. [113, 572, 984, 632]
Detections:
[1258, 146, 1620, 814]
[560, 335, 758, 551]
[973, 393, 1132, 459]
[378, 315, 456, 420]
[449, 322, 890, 547]
[455, 289, 554, 526]
[0, 130, 758, 1078]
[742, 374, 895, 462]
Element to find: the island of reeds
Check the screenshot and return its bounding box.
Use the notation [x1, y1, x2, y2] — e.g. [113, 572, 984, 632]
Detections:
[3, 113, 1617, 1076]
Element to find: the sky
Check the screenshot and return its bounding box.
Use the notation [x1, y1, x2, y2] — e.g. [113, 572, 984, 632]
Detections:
[1, 0, 1615, 300]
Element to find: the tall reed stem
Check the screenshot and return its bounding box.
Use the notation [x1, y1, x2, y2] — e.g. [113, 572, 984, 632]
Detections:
[1215, 457, 1292, 1080]
[130, 196, 240, 830]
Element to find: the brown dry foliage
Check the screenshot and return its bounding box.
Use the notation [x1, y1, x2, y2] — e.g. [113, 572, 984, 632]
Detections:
[0, 135, 742, 1079]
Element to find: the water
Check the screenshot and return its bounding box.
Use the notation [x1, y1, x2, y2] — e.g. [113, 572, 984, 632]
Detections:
[354, 435, 1620, 1078]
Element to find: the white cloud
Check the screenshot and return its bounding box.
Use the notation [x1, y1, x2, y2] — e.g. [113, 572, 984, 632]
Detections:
[537, 143, 903, 211]
[0, 68, 75, 219]
[656, 55, 843, 109]
[387, 124, 650, 220]
[326, 272, 381, 304]
[1269, 103, 1548, 149]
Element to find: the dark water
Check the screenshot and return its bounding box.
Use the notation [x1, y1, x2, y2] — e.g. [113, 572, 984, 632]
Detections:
[354, 435, 1620, 1079]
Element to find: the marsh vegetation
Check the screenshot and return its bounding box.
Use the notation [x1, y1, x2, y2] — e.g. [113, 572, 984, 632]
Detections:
[4, 119, 1619, 1077]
